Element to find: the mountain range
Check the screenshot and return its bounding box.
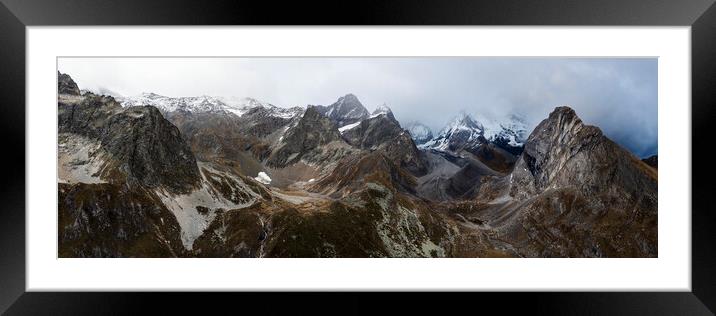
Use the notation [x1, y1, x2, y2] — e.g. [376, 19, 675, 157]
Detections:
[57, 72, 658, 258]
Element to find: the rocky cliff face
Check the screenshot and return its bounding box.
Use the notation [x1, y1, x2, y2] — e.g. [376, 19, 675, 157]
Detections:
[58, 71, 81, 96]
[473, 106, 658, 257]
[513, 106, 657, 198]
[235, 106, 297, 138]
[58, 183, 186, 257]
[100, 106, 201, 193]
[58, 91, 201, 194]
[266, 106, 345, 167]
[163, 110, 270, 175]
[340, 109, 428, 176]
[342, 111, 404, 149]
[58, 93, 123, 137]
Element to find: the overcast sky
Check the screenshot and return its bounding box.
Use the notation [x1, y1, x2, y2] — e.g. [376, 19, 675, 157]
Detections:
[58, 57, 657, 157]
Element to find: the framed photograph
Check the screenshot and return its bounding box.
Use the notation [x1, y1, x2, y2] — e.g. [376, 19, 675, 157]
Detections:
[2, 0, 715, 314]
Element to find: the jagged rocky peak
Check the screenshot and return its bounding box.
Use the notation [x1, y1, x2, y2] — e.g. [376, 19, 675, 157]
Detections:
[451, 111, 484, 131]
[371, 103, 395, 120]
[342, 106, 403, 149]
[341, 106, 428, 176]
[519, 106, 602, 189]
[58, 93, 124, 138]
[483, 105, 658, 257]
[315, 93, 371, 127]
[404, 122, 433, 145]
[440, 111, 486, 140]
[266, 105, 343, 167]
[422, 111, 486, 151]
[58, 71, 81, 96]
[513, 105, 658, 200]
[221, 96, 302, 119]
[425, 110, 529, 152]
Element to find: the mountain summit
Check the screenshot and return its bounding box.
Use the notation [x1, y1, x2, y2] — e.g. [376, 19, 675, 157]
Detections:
[58, 72, 80, 96]
[404, 122, 433, 145]
[313, 94, 371, 127]
[371, 103, 395, 120]
[423, 111, 485, 151]
[422, 111, 528, 156]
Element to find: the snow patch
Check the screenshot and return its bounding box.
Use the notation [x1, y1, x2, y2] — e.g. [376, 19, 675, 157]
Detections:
[255, 172, 272, 185]
[338, 121, 362, 133]
[157, 164, 260, 249]
[156, 182, 255, 249]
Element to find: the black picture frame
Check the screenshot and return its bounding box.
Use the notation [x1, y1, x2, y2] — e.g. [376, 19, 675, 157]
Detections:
[1, 0, 714, 314]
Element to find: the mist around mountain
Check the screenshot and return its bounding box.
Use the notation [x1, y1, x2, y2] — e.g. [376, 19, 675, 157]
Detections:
[57, 72, 658, 258]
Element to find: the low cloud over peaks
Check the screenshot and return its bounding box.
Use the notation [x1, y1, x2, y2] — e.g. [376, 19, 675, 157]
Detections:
[59, 57, 657, 157]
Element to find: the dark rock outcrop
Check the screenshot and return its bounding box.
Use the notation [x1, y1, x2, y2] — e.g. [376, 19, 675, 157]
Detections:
[57, 74, 201, 193]
[642, 155, 658, 169]
[58, 71, 80, 95]
[58, 93, 123, 138]
[266, 106, 343, 167]
[341, 112, 428, 176]
[515, 106, 657, 197]
[58, 183, 186, 257]
[99, 106, 201, 193]
[342, 113, 403, 148]
[235, 106, 297, 138]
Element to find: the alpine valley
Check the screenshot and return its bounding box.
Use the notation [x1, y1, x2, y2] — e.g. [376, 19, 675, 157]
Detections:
[57, 72, 658, 258]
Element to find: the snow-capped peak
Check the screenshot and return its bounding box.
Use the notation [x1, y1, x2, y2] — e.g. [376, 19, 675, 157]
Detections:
[420, 112, 484, 151]
[481, 114, 528, 147]
[370, 103, 394, 119]
[421, 111, 527, 151]
[217, 96, 276, 116]
[404, 121, 433, 145]
[372, 103, 391, 115]
[442, 111, 484, 134]
[120, 92, 229, 113]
